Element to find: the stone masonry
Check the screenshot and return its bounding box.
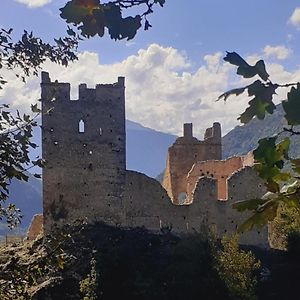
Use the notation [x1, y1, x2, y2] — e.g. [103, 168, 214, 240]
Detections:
[39, 74, 269, 248]
[162, 123, 222, 204]
[41, 72, 126, 234]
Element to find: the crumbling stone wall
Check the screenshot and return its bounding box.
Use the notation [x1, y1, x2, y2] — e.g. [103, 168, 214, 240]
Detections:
[124, 167, 268, 248]
[41, 72, 126, 234]
[162, 123, 222, 204]
[186, 153, 254, 202]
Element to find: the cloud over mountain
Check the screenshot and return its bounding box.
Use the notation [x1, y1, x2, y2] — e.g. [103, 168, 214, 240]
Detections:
[1, 44, 300, 137]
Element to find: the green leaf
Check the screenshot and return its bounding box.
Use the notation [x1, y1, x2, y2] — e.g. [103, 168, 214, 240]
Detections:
[232, 198, 266, 212]
[238, 80, 277, 124]
[253, 137, 290, 193]
[237, 200, 279, 233]
[239, 97, 269, 123]
[282, 83, 300, 125]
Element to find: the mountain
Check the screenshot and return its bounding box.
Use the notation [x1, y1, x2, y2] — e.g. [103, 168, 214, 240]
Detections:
[126, 120, 177, 177]
[222, 105, 300, 159]
[0, 174, 42, 238]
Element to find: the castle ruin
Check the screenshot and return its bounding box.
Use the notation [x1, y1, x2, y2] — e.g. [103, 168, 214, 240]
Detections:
[38, 73, 269, 248]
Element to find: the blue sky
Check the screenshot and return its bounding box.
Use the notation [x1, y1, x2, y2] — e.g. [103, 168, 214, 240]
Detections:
[1, 0, 300, 136]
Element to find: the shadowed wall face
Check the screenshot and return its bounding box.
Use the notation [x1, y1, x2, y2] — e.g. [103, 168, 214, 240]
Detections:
[41, 73, 126, 233]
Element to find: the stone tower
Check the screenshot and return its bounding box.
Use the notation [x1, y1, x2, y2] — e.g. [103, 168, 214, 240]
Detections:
[162, 122, 222, 204]
[41, 72, 126, 233]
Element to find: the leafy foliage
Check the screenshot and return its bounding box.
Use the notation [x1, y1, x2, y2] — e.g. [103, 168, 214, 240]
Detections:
[215, 235, 260, 300]
[220, 52, 300, 231]
[1, 223, 263, 300]
[0, 221, 86, 299]
[80, 256, 99, 300]
[0, 105, 45, 227]
[0, 28, 78, 88]
[60, 0, 166, 40]
[268, 203, 300, 250]
[0, 24, 80, 227]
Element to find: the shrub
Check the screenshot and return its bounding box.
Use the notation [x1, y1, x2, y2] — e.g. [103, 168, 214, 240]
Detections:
[215, 235, 261, 300]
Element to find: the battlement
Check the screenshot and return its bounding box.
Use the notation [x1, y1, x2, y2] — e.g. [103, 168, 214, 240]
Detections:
[41, 71, 125, 104]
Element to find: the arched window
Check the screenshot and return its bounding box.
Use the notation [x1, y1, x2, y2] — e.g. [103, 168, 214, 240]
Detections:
[79, 119, 85, 133]
[178, 192, 187, 204]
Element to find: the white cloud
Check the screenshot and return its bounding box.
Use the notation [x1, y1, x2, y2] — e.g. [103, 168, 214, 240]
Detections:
[2, 44, 300, 138]
[263, 45, 291, 60]
[15, 0, 52, 8]
[288, 7, 300, 28]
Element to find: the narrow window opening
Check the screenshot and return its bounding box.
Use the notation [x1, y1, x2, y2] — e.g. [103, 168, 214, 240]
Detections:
[79, 119, 85, 133]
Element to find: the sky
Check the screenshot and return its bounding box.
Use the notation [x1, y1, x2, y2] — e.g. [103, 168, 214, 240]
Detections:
[1, 0, 300, 137]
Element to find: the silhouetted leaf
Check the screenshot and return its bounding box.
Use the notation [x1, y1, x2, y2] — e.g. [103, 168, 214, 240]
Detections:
[60, 0, 100, 25]
[217, 87, 247, 102]
[154, 0, 166, 7]
[224, 52, 269, 81]
[282, 83, 300, 125]
[144, 19, 152, 30]
[239, 80, 277, 124]
[31, 103, 41, 113]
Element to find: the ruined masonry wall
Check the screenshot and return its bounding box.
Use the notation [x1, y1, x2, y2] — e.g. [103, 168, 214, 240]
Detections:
[41, 72, 126, 234]
[186, 153, 254, 202]
[124, 167, 269, 248]
[162, 123, 222, 204]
